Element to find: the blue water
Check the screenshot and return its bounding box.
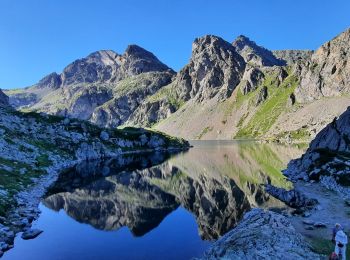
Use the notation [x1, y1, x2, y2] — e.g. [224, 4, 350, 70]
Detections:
[3, 141, 298, 260]
[5, 204, 209, 260]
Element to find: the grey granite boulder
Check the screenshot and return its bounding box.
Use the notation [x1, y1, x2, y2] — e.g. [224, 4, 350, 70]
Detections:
[201, 208, 320, 260]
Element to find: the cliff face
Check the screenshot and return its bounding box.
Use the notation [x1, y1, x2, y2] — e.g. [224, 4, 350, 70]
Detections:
[4, 28, 350, 142]
[295, 28, 350, 103]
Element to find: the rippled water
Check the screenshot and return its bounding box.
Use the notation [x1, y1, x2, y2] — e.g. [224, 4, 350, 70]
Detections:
[4, 141, 303, 260]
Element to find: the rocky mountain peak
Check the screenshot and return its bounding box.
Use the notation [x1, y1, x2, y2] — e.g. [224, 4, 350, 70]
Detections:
[232, 35, 285, 67]
[86, 50, 119, 66]
[232, 35, 254, 49]
[121, 44, 173, 76]
[0, 89, 9, 107]
[56, 45, 173, 86]
[192, 35, 232, 52]
[37, 72, 62, 89]
[174, 34, 246, 102]
[124, 44, 152, 57]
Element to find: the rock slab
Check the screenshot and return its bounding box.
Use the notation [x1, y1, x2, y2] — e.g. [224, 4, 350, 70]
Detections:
[201, 208, 320, 260]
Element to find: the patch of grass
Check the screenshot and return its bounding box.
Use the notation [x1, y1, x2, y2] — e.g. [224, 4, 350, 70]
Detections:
[148, 84, 185, 110]
[309, 237, 350, 258]
[0, 157, 45, 216]
[235, 73, 299, 138]
[115, 126, 189, 148]
[274, 128, 311, 142]
[35, 154, 51, 167]
[236, 112, 248, 128]
[196, 126, 213, 140]
[9, 109, 64, 124]
[239, 143, 292, 189]
[290, 128, 310, 140]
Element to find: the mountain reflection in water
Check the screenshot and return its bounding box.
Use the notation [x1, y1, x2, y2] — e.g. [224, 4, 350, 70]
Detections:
[43, 141, 303, 240]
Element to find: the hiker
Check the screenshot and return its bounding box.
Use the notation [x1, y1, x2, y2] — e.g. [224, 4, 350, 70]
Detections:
[333, 224, 343, 243]
[329, 252, 339, 260]
[335, 229, 348, 259]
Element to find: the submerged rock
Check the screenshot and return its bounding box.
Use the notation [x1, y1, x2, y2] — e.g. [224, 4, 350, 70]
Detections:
[201, 208, 320, 260]
[21, 229, 43, 240]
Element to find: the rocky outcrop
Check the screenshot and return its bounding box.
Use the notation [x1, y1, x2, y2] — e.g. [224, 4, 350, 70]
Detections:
[0, 90, 9, 107]
[308, 107, 350, 153]
[232, 35, 285, 67]
[255, 85, 268, 106]
[174, 35, 246, 102]
[126, 98, 177, 127]
[291, 106, 350, 172]
[265, 185, 318, 209]
[272, 50, 313, 65]
[90, 71, 173, 128]
[240, 66, 265, 94]
[54, 85, 113, 120]
[7, 92, 38, 108]
[285, 105, 350, 199]
[201, 208, 320, 260]
[295, 28, 350, 103]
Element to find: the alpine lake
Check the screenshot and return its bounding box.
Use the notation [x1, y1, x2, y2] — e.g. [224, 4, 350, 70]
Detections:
[3, 140, 304, 260]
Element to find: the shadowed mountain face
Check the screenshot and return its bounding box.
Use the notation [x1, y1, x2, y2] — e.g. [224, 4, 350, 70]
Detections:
[0, 89, 9, 107]
[43, 142, 302, 240]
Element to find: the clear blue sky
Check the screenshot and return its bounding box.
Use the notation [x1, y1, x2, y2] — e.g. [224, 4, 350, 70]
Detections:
[1, 0, 349, 89]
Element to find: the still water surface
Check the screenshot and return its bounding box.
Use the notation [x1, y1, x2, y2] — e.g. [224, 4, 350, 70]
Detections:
[4, 141, 303, 260]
